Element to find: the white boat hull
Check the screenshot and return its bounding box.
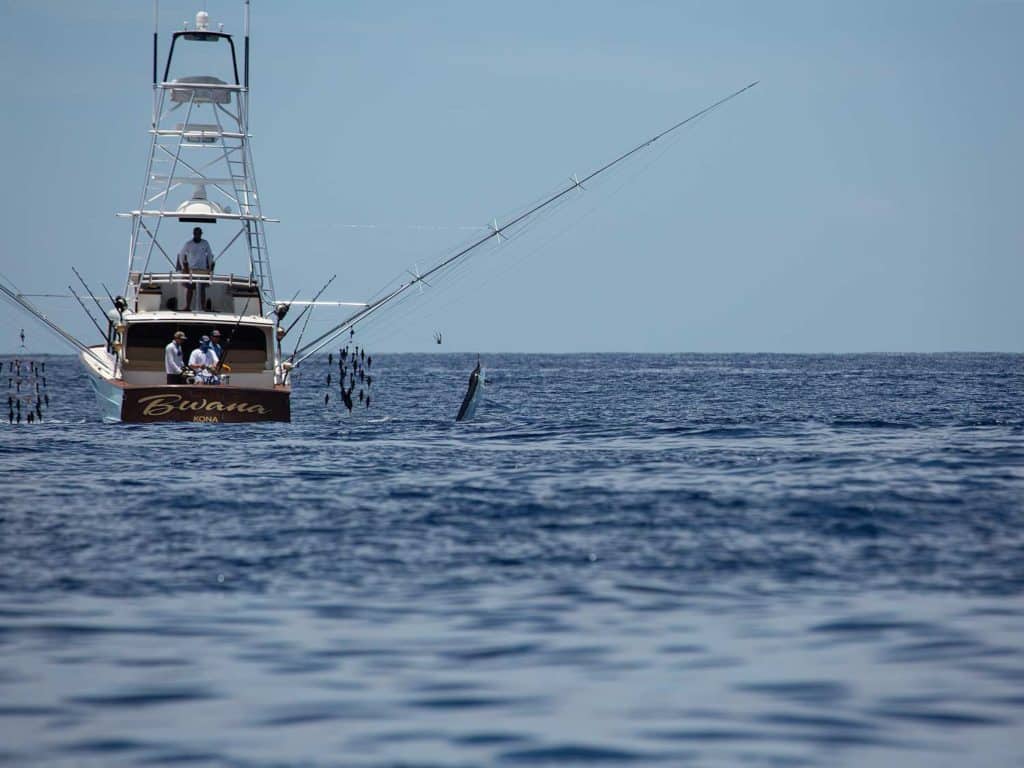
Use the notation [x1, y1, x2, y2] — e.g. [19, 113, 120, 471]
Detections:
[85, 368, 125, 423]
[80, 348, 123, 423]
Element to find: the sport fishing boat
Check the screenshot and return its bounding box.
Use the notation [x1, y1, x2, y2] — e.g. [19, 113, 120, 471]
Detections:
[79, 4, 290, 423]
[0, 2, 758, 424]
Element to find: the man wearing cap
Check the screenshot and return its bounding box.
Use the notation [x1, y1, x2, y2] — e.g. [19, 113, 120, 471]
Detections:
[188, 335, 220, 373]
[177, 227, 215, 311]
[165, 330, 186, 384]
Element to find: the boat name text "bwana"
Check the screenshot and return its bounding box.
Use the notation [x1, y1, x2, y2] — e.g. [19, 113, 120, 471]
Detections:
[137, 394, 271, 417]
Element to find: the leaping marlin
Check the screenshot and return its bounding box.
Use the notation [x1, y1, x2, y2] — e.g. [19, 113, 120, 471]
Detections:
[455, 359, 485, 422]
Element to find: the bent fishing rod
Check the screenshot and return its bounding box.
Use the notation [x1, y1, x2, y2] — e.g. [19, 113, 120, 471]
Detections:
[212, 295, 252, 378]
[290, 81, 759, 367]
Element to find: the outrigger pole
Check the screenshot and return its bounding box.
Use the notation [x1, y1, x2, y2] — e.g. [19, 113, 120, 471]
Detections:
[0, 276, 109, 368]
[290, 81, 759, 367]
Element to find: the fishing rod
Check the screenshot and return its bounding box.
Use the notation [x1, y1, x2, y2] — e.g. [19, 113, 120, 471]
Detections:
[16, 293, 105, 299]
[280, 274, 337, 341]
[100, 282, 117, 308]
[273, 289, 301, 322]
[213, 295, 252, 377]
[290, 81, 759, 367]
[0, 276, 109, 368]
[287, 275, 339, 366]
[265, 288, 302, 364]
[68, 285, 108, 340]
[211, 277, 318, 378]
[100, 282, 127, 321]
[71, 266, 109, 322]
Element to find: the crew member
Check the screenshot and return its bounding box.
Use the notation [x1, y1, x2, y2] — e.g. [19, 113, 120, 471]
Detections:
[177, 227, 215, 310]
[188, 335, 220, 372]
[210, 329, 223, 360]
[165, 330, 186, 384]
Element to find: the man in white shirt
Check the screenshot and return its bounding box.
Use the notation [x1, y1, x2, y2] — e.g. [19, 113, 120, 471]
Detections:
[177, 227, 215, 310]
[188, 335, 220, 373]
[165, 330, 186, 384]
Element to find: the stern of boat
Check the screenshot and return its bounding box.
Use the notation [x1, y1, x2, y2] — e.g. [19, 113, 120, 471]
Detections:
[120, 383, 290, 423]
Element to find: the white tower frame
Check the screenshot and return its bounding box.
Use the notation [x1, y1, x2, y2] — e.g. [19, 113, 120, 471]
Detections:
[121, 2, 276, 313]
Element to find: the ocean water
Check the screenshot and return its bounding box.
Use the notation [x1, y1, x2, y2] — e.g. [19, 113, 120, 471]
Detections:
[1, 352, 1022, 767]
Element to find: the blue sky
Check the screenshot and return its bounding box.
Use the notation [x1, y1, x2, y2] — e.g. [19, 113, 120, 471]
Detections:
[1, 0, 1021, 353]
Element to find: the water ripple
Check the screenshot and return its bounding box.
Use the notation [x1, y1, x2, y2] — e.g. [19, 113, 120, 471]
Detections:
[1, 353, 1022, 767]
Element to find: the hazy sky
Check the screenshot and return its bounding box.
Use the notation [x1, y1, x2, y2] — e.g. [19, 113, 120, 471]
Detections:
[1, 0, 1021, 353]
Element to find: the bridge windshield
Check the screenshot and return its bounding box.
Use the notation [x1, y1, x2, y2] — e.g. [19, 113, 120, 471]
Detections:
[164, 31, 239, 86]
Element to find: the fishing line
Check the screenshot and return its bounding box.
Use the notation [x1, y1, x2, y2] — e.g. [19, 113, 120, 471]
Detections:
[282, 110, 713, 357]
[361, 227, 489, 306]
[302, 188, 582, 357]
[308, 160, 648, 353]
[405, 143, 677, 331]
[470, 116, 700, 293]
[290, 82, 758, 365]
[327, 223, 490, 232]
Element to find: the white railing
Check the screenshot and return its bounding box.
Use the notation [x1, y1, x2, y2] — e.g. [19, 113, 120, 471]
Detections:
[130, 271, 259, 288]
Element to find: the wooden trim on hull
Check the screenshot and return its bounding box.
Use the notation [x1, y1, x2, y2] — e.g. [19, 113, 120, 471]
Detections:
[120, 384, 291, 423]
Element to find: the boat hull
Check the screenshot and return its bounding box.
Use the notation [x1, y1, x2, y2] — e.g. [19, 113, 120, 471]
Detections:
[85, 368, 126, 423]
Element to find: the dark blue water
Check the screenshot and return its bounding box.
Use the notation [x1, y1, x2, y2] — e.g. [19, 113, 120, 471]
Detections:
[1, 353, 1022, 767]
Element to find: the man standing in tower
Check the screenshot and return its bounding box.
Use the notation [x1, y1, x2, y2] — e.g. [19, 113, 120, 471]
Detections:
[177, 227, 214, 310]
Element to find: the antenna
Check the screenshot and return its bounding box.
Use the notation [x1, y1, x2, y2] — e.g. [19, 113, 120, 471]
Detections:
[151, 0, 159, 126]
[244, 0, 251, 89]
